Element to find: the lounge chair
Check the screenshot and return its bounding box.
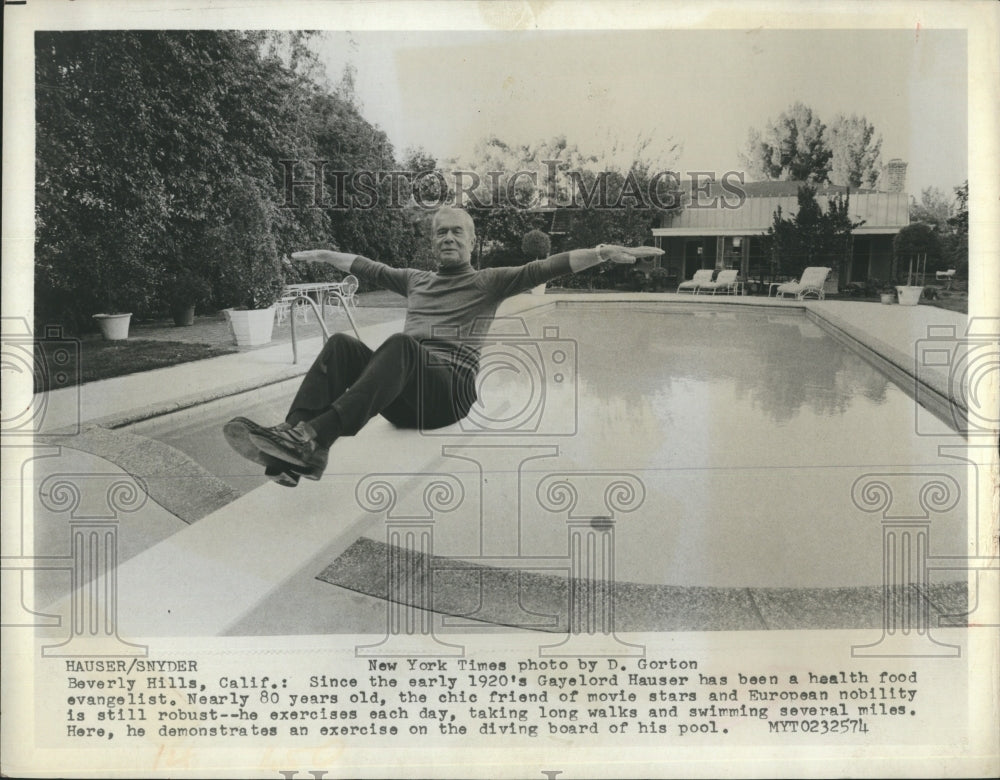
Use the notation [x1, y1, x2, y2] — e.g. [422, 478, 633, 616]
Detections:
[776, 267, 832, 300]
[696, 269, 739, 295]
[677, 268, 715, 294]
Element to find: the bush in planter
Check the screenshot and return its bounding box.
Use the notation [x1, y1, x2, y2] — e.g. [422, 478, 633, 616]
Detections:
[210, 178, 285, 312]
[87, 236, 159, 339]
[892, 222, 942, 284]
[215, 252, 284, 311]
[215, 249, 283, 346]
[203, 178, 286, 346]
[162, 272, 212, 325]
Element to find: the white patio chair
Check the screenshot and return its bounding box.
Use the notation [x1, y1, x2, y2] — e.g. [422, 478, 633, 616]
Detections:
[696, 269, 739, 295]
[776, 267, 832, 300]
[677, 268, 715, 294]
[327, 274, 359, 310]
[274, 295, 295, 325]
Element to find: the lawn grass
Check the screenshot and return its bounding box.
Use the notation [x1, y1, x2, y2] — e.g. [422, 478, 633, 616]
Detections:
[923, 294, 969, 314]
[36, 339, 238, 392]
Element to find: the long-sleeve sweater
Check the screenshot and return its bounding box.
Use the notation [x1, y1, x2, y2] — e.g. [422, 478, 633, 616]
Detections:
[349, 253, 574, 372]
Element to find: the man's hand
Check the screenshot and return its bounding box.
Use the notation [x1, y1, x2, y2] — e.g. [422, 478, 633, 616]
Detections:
[597, 244, 665, 264]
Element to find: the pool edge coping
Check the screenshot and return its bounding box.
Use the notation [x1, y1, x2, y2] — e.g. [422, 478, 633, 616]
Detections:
[104, 294, 964, 434]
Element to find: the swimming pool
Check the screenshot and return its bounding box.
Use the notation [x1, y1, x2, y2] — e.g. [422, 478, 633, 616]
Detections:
[129, 301, 967, 603]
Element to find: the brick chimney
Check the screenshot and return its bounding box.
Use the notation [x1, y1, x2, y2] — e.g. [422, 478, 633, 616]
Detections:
[884, 158, 908, 193]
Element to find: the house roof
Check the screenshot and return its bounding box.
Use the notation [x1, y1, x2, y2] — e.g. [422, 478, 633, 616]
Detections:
[653, 182, 909, 237]
[699, 180, 878, 198]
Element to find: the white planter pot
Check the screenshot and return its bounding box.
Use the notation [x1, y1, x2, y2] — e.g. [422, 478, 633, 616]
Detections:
[880, 293, 895, 305]
[895, 286, 923, 306]
[92, 312, 132, 341]
[224, 306, 275, 346]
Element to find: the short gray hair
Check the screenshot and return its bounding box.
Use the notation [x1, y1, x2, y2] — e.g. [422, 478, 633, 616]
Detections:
[431, 206, 476, 239]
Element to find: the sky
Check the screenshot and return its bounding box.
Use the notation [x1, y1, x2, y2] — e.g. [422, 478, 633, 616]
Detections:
[314, 28, 967, 198]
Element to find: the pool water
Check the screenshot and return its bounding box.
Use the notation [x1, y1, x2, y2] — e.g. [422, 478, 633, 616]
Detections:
[132, 302, 967, 591]
[485, 303, 964, 589]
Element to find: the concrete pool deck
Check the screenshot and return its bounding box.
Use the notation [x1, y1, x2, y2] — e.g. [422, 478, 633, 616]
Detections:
[25, 293, 987, 638]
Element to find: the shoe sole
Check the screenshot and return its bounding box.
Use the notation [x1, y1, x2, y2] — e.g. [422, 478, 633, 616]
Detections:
[224, 417, 309, 484]
[249, 431, 312, 468]
[267, 468, 300, 488]
[223, 417, 275, 467]
[251, 433, 327, 481]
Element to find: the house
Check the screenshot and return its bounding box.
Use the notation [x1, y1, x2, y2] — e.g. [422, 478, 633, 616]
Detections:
[652, 160, 910, 292]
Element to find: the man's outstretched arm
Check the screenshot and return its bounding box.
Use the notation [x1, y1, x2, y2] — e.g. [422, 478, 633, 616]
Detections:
[567, 244, 664, 273]
[292, 250, 411, 297]
[487, 244, 665, 299]
[290, 250, 359, 274]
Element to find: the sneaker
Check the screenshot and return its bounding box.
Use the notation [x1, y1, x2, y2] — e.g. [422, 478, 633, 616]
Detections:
[224, 417, 307, 486]
[249, 421, 327, 472]
[298, 445, 328, 481]
[223, 417, 292, 466]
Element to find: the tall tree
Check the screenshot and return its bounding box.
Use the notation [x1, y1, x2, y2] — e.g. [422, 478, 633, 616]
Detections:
[34, 30, 413, 328]
[764, 185, 863, 281]
[740, 102, 832, 183]
[892, 222, 943, 282]
[909, 186, 953, 232]
[35, 31, 314, 326]
[827, 113, 883, 188]
[943, 181, 968, 277]
[449, 132, 678, 273]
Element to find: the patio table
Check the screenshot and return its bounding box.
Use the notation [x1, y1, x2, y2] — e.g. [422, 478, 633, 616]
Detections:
[281, 281, 359, 365]
[283, 282, 347, 318]
[284, 281, 346, 299]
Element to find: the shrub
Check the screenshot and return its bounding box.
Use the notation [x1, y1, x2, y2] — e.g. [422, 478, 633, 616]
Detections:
[521, 229, 552, 261]
[482, 247, 527, 268]
[162, 271, 213, 311]
[210, 178, 285, 310]
[214, 251, 284, 311]
[629, 268, 649, 292]
[650, 266, 670, 291]
[892, 222, 942, 282]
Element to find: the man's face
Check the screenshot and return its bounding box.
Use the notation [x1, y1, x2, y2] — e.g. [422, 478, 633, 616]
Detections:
[432, 210, 474, 269]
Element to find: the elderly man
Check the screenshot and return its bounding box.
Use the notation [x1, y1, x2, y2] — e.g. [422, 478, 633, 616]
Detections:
[224, 206, 662, 486]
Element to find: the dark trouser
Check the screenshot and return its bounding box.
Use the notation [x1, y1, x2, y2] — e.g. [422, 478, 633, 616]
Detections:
[286, 332, 477, 445]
